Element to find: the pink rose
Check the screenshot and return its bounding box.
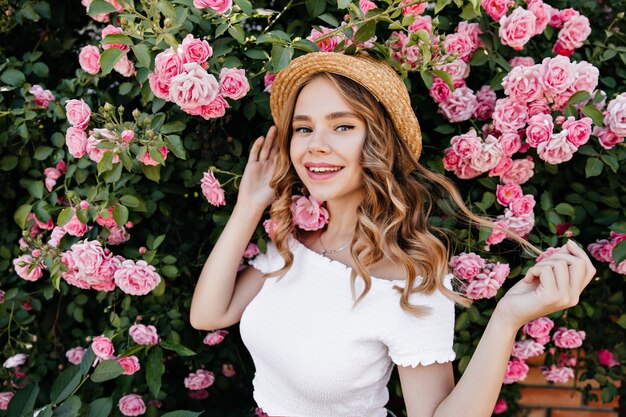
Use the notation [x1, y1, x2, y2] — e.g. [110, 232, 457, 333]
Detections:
[597, 349, 620, 368]
[28, 85, 55, 107]
[263, 72, 276, 93]
[509, 195, 535, 216]
[525, 113, 553, 148]
[65, 99, 91, 130]
[493, 399, 508, 414]
[101, 25, 128, 51]
[512, 339, 545, 359]
[138, 146, 168, 166]
[603, 93, 626, 137]
[92, 335, 115, 359]
[527, 0, 552, 35]
[449, 252, 485, 280]
[481, 0, 508, 21]
[63, 210, 88, 237]
[469, 135, 503, 172]
[400, 0, 427, 15]
[537, 131, 577, 164]
[503, 358, 529, 384]
[219, 67, 250, 100]
[306, 26, 341, 52]
[499, 7, 536, 51]
[114, 260, 161, 296]
[429, 77, 451, 103]
[148, 73, 170, 100]
[498, 132, 522, 156]
[193, 0, 232, 13]
[442, 148, 461, 171]
[435, 58, 470, 81]
[542, 365, 575, 384]
[486, 220, 508, 246]
[169, 63, 220, 107]
[542, 55, 576, 97]
[443, 33, 474, 62]
[587, 239, 613, 263]
[114, 54, 135, 77]
[496, 183, 523, 206]
[3, 353, 28, 368]
[291, 195, 329, 231]
[184, 369, 215, 390]
[572, 61, 599, 94]
[562, 116, 592, 147]
[450, 129, 482, 159]
[464, 271, 501, 299]
[527, 99, 551, 117]
[107, 225, 130, 245]
[509, 56, 535, 67]
[243, 243, 260, 259]
[66, 127, 88, 158]
[129, 324, 160, 345]
[491, 263, 510, 285]
[87, 128, 119, 164]
[96, 207, 117, 228]
[201, 170, 226, 206]
[204, 329, 228, 346]
[456, 22, 482, 49]
[439, 86, 477, 123]
[552, 327, 585, 349]
[180, 34, 213, 64]
[523, 317, 554, 342]
[359, 0, 377, 14]
[65, 347, 86, 365]
[502, 64, 544, 103]
[408, 15, 432, 34]
[454, 160, 482, 179]
[0, 392, 14, 411]
[182, 94, 230, 120]
[557, 14, 591, 51]
[13, 254, 44, 281]
[117, 356, 140, 375]
[222, 363, 236, 377]
[118, 394, 146, 417]
[154, 47, 184, 84]
[493, 98, 528, 133]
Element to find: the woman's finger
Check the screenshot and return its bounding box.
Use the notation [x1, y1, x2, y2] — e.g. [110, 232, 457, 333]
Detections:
[250, 136, 265, 162]
[524, 264, 557, 293]
[534, 259, 572, 305]
[565, 240, 597, 284]
[258, 127, 275, 161]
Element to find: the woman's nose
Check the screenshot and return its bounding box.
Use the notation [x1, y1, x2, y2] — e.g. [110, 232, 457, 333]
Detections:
[307, 129, 331, 154]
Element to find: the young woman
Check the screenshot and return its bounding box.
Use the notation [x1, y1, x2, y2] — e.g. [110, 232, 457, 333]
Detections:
[190, 52, 596, 417]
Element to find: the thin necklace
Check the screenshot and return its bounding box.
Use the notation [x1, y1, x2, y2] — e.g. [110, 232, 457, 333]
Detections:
[319, 232, 350, 257]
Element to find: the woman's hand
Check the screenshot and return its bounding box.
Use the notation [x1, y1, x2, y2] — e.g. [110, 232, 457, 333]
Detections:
[236, 125, 279, 211]
[495, 240, 597, 330]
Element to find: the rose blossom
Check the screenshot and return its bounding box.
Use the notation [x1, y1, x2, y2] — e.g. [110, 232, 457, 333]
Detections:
[493, 97, 528, 133]
[3, 353, 28, 369]
[184, 369, 216, 390]
[499, 7, 537, 51]
[118, 394, 146, 417]
[598, 349, 620, 368]
[455, 160, 482, 179]
[537, 131, 577, 164]
[263, 72, 276, 93]
[542, 56, 575, 97]
[0, 392, 14, 411]
[13, 255, 43, 281]
[523, 317, 554, 344]
[429, 77, 451, 103]
[137, 146, 168, 166]
[180, 34, 212, 64]
[92, 335, 115, 359]
[408, 15, 432, 34]
[193, 0, 232, 13]
[572, 61, 599, 94]
[603, 93, 626, 137]
[169, 63, 220, 108]
[503, 359, 529, 384]
[400, 0, 427, 15]
[502, 64, 544, 102]
[114, 54, 135, 77]
[204, 329, 228, 346]
[496, 183, 523, 206]
[291, 195, 329, 231]
[509, 194, 535, 216]
[469, 135, 503, 172]
[556, 15, 591, 51]
[449, 252, 485, 280]
[101, 25, 128, 51]
[481, 0, 508, 21]
[219, 67, 250, 100]
[87, 128, 120, 164]
[114, 260, 161, 296]
[464, 270, 501, 299]
[512, 339, 545, 359]
[78, 45, 101, 75]
[498, 132, 522, 156]
[552, 327, 585, 349]
[154, 47, 184, 84]
[509, 56, 535, 67]
[450, 129, 481, 159]
[65, 99, 91, 130]
[442, 148, 461, 171]
[107, 225, 130, 245]
[182, 94, 230, 119]
[243, 243, 260, 259]
[493, 399, 508, 414]
[359, 0, 377, 14]
[63, 210, 88, 237]
[66, 347, 86, 365]
[129, 324, 160, 345]
[443, 33, 474, 62]
[435, 58, 470, 81]
[562, 116, 592, 147]
[201, 170, 226, 206]
[222, 363, 236, 377]
[595, 127, 624, 149]
[439, 87, 477, 122]
[587, 239, 613, 263]
[44, 167, 62, 191]
[66, 127, 88, 158]
[525, 113, 553, 148]
[307, 26, 340, 52]
[28, 85, 55, 107]
[117, 356, 140, 375]
[542, 365, 575, 383]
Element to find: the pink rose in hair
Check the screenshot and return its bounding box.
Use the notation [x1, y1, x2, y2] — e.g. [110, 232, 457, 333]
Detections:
[92, 335, 115, 359]
[193, 0, 232, 13]
[493, 399, 508, 414]
[180, 34, 213, 64]
[499, 7, 536, 51]
[117, 356, 140, 375]
[439, 87, 477, 123]
[603, 93, 626, 137]
[496, 183, 523, 206]
[537, 131, 577, 164]
[129, 324, 160, 345]
[449, 252, 485, 280]
[562, 116, 592, 147]
[201, 170, 226, 206]
[114, 260, 161, 296]
[66, 347, 86, 365]
[65, 99, 91, 130]
[204, 329, 228, 346]
[553, 327, 585, 349]
[542, 365, 575, 383]
[481, 0, 508, 21]
[101, 25, 129, 51]
[291, 195, 329, 231]
[118, 394, 146, 417]
[502, 64, 544, 103]
[169, 63, 220, 108]
[512, 339, 545, 359]
[493, 98, 528, 133]
[503, 358, 529, 384]
[184, 369, 216, 390]
[597, 349, 620, 368]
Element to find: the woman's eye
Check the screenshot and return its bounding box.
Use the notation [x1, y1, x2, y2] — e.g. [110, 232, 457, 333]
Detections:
[294, 127, 312, 133]
[337, 125, 354, 132]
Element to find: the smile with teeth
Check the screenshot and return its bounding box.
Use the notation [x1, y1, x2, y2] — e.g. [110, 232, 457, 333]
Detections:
[307, 166, 343, 172]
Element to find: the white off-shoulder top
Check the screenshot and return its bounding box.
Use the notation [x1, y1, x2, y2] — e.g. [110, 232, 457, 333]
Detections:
[240, 237, 456, 417]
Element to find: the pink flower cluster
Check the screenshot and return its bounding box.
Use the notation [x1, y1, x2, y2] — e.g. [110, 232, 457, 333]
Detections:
[291, 195, 329, 231]
[184, 369, 215, 390]
[595, 92, 626, 149]
[201, 170, 226, 206]
[78, 25, 136, 77]
[486, 184, 536, 246]
[588, 232, 626, 274]
[204, 329, 228, 346]
[449, 252, 510, 299]
[148, 34, 249, 120]
[307, 22, 376, 53]
[28, 85, 55, 108]
[65, 99, 92, 159]
[96, 205, 132, 245]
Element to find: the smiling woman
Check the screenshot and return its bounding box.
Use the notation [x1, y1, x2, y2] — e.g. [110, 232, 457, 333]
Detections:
[189, 52, 596, 417]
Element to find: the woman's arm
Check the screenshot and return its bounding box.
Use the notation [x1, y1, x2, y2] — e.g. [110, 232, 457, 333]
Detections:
[399, 240, 596, 417]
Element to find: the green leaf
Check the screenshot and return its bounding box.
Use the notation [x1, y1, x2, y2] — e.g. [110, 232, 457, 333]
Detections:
[97, 152, 114, 175]
[120, 195, 140, 208]
[53, 396, 81, 417]
[0, 155, 18, 171]
[469, 48, 488, 66]
[434, 124, 455, 134]
[160, 340, 196, 356]
[142, 165, 161, 182]
[600, 154, 619, 173]
[555, 203, 575, 218]
[51, 366, 82, 404]
[318, 13, 339, 27]
[617, 313, 626, 329]
[7, 383, 39, 417]
[165, 135, 186, 159]
[102, 34, 133, 46]
[57, 207, 75, 227]
[161, 265, 178, 278]
[90, 360, 124, 383]
[354, 20, 376, 44]
[581, 105, 605, 127]
[585, 158, 603, 178]
[244, 49, 270, 60]
[80, 347, 96, 376]
[152, 234, 166, 249]
[228, 25, 246, 44]
[420, 70, 433, 89]
[612, 240, 626, 265]
[14, 204, 32, 228]
[435, 0, 452, 14]
[271, 44, 293, 72]
[87, 398, 112, 417]
[26, 181, 44, 199]
[215, 22, 229, 38]
[88, 0, 117, 15]
[432, 69, 454, 89]
[161, 412, 204, 417]
[234, 0, 253, 15]
[157, 0, 177, 19]
[112, 204, 129, 227]
[160, 121, 186, 134]
[337, 0, 350, 9]
[33, 62, 49, 77]
[609, 221, 626, 234]
[1, 68, 26, 86]
[132, 44, 152, 69]
[146, 347, 165, 398]
[306, 0, 326, 17]
[567, 91, 591, 106]
[34, 146, 54, 160]
[291, 39, 320, 53]
[100, 48, 125, 76]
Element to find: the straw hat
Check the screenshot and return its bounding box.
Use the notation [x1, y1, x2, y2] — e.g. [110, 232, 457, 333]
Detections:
[269, 51, 422, 162]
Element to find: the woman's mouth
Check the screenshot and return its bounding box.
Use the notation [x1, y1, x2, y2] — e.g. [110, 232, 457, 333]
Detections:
[305, 165, 344, 180]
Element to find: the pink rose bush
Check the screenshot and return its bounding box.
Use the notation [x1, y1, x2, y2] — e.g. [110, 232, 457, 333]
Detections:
[449, 253, 509, 299]
[541, 365, 575, 383]
[552, 327, 586, 349]
[597, 349, 620, 368]
[117, 356, 140, 375]
[486, 186, 536, 246]
[12, 254, 44, 281]
[291, 195, 330, 231]
[184, 369, 216, 390]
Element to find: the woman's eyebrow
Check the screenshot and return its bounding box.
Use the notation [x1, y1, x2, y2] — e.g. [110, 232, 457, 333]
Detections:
[292, 111, 360, 122]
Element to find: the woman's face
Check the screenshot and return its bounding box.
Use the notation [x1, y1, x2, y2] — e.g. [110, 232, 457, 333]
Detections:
[289, 76, 367, 205]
